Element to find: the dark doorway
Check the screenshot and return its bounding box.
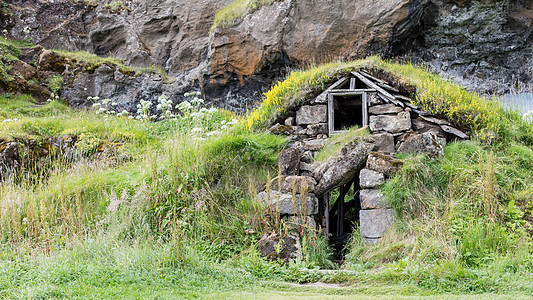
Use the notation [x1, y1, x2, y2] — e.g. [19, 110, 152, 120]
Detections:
[327, 177, 362, 259]
[333, 95, 364, 131]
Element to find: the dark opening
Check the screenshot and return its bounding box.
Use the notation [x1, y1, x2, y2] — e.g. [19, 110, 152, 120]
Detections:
[333, 95, 363, 131]
[328, 177, 362, 259]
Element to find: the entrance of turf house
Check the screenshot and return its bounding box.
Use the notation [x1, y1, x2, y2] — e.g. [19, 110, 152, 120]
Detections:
[258, 70, 468, 261]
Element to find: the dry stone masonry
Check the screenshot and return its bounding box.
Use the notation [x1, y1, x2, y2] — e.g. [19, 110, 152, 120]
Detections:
[257, 69, 469, 259]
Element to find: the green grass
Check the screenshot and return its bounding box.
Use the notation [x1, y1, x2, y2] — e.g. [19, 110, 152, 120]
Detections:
[1, 56, 533, 298]
[211, 0, 282, 32]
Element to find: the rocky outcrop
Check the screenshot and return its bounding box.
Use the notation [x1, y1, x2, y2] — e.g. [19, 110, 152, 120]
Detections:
[3, 0, 533, 108]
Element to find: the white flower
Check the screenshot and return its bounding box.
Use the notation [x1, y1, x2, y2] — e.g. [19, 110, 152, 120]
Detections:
[191, 127, 203, 133]
[208, 107, 218, 114]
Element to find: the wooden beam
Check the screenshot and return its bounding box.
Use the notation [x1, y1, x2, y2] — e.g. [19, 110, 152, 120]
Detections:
[328, 89, 375, 93]
[360, 70, 386, 84]
[328, 93, 335, 136]
[352, 71, 396, 100]
[362, 92, 368, 126]
[327, 77, 349, 91]
[324, 194, 329, 237]
[377, 82, 400, 93]
[350, 78, 356, 89]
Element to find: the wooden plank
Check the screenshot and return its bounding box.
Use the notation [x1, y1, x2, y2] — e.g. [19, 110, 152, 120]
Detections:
[351, 71, 396, 100]
[324, 194, 329, 237]
[362, 92, 368, 126]
[378, 93, 391, 103]
[350, 78, 356, 90]
[328, 89, 375, 93]
[328, 93, 335, 136]
[360, 70, 385, 84]
[327, 92, 365, 97]
[377, 82, 400, 93]
[327, 77, 349, 91]
[395, 95, 412, 102]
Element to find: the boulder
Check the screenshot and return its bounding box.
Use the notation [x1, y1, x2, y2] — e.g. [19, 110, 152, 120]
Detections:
[359, 169, 385, 189]
[441, 125, 468, 139]
[0, 142, 20, 177]
[256, 191, 319, 215]
[302, 138, 327, 151]
[306, 123, 328, 136]
[286, 215, 316, 230]
[369, 111, 411, 133]
[413, 117, 446, 137]
[279, 148, 300, 176]
[360, 208, 395, 239]
[360, 189, 389, 209]
[368, 103, 403, 115]
[366, 152, 403, 177]
[315, 141, 375, 195]
[397, 132, 444, 158]
[296, 105, 327, 125]
[371, 132, 395, 154]
[258, 233, 302, 263]
[284, 116, 295, 126]
[311, 92, 328, 104]
[270, 175, 317, 194]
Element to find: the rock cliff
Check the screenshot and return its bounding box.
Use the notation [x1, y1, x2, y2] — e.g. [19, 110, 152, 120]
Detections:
[2, 0, 532, 109]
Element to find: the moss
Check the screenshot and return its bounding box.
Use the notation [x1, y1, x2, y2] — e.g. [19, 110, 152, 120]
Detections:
[104, 1, 132, 14]
[211, 0, 283, 33]
[45, 75, 63, 94]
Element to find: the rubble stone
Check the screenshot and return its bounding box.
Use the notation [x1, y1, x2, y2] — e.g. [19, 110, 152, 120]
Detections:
[296, 105, 327, 125]
[359, 169, 385, 189]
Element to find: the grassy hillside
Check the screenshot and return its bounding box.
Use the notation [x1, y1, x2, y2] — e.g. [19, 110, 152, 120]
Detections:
[0, 57, 532, 298]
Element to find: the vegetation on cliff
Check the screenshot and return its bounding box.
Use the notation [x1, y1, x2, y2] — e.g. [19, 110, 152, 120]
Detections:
[0, 54, 532, 298]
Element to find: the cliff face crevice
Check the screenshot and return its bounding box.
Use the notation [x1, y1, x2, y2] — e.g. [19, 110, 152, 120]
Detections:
[2, 0, 533, 109]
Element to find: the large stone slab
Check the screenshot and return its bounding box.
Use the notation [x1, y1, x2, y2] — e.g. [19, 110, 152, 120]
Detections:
[315, 141, 375, 195]
[369, 104, 403, 115]
[366, 152, 403, 177]
[359, 169, 385, 189]
[412, 117, 446, 137]
[369, 111, 411, 133]
[397, 132, 444, 158]
[256, 191, 318, 215]
[296, 105, 327, 125]
[359, 189, 389, 209]
[279, 148, 300, 175]
[258, 233, 302, 263]
[306, 123, 328, 136]
[303, 138, 327, 151]
[371, 132, 395, 154]
[360, 208, 395, 238]
[270, 175, 317, 193]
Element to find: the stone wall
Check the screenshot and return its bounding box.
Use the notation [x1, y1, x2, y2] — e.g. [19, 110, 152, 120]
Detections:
[259, 74, 468, 250]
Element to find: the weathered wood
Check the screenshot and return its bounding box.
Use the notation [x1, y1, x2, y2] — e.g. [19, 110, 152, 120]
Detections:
[328, 93, 335, 136]
[360, 70, 386, 84]
[324, 193, 330, 236]
[352, 71, 396, 100]
[350, 78, 356, 90]
[378, 93, 392, 103]
[395, 95, 412, 102]
[328, 89, 375, 93]
[377, 82, 400, 93]
[327, 92, 365, 97]
[362, 92, 368, 126]
[327, 77, 350, 91]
